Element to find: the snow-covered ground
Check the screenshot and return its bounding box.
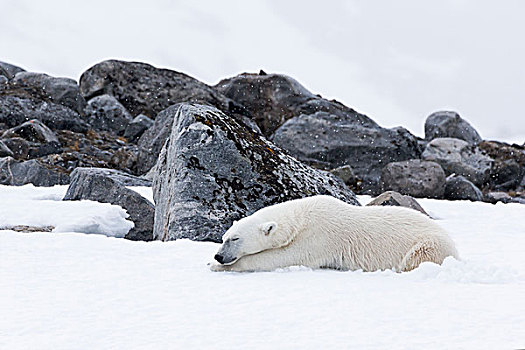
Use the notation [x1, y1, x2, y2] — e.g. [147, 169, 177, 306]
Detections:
[1, 185, 525, 349]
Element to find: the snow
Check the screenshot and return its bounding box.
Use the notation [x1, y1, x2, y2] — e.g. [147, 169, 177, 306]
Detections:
[1, 187, 525, 349]
[0, 185, 133, 237]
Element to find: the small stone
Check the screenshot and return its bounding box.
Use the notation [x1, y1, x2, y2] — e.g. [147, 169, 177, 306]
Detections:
[124, 114, 154, 143]
[0, 140, 14, 157]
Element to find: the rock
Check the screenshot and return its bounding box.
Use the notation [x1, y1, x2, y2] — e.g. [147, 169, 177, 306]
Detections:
[2, 119, 60, 144]
[6, 72, 86, 114]
[0, 156, 69, 186]
[271, 112, 421, 193]
[366, 191, 428, 216]
[1, 137, 29, 159]
[0, 61, 25, 79]
[444, 174, 483, 201]
[84, 95, 133, 134]
[422, 138, 493, 187]
[79, 60, 249, 122]
[0, 140, 14, 157]
[483, 191, 513, 204]
[215, 72, 377, 136]
[2, 119, 62, 159]
[152, 103, 359, 242]
[123, 114, 153, 143]
[478, 141, 525, 191]
[109, 146, 139, 174]
[329, 165, 359, 190]
[0, 95, 88, 132]
[380, 160, 446, 198]
[0, 76, 7, 86]
[424, 111, 482, 144]
[63, 168, 154, 240]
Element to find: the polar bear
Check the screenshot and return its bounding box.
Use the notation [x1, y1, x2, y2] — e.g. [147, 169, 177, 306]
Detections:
[211, 195, 458, 272]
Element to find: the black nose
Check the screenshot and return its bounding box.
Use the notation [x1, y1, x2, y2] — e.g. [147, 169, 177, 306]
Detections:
[214, 254, 224, 264]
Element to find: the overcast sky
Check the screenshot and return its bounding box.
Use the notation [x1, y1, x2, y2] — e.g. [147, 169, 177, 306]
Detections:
[2, 0, 524, 142]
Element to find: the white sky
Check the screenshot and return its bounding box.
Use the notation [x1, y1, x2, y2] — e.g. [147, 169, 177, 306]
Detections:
[2, 0, 524, 142]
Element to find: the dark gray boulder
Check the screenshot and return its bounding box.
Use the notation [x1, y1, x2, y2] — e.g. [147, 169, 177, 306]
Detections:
[0, 140, 14, 157]
[444, 174, 483, 201]
[366, 191, 429, 216]
[0, 95, 88, 132]
[0, 76, 7, 86]
[152, 103, 359, 242]
[0, 156, 69, 186]
[63, 168, 154, 241]
[0, 61, 25, 79]
[424, 111, 482, 145]
[422, 138, 493, 187]
[79, 60, 249, 122]
[7, 72, 86, 114]
[271, 112, 421, 193]
[124, 114, 153, 143]
[380, 159, 446, 198]
[215, 72, 377, 136]
[84, 95, 133, 134]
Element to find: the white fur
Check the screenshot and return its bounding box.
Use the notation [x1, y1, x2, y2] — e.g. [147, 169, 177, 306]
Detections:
[211, 195, 458, 272]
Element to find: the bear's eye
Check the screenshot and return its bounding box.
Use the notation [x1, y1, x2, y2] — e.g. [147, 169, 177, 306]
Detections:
[230, 237, 239, 242]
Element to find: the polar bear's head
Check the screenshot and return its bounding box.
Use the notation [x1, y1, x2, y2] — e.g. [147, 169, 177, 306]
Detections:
[214, 215, 287, 265]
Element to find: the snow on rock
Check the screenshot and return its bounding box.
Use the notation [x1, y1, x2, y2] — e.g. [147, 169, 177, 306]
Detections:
[0, 184, 133, 237]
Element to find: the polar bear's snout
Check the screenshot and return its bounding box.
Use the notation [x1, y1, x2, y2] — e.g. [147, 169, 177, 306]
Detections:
[214, 242, 239, 265]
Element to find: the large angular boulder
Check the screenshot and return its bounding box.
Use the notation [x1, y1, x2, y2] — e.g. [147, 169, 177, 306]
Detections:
[0, 156, 69, 186]
[84, 94, 133, 134]
[4, 72, 86, 114]
[424, 111, 482, 145]
[215, 72, 377, 136]
[271, 112, 421, 193]
[422, 138, 493, 187]
[366, 191, 428, 216]
[63, 168, 154, 241]
[79, 60, 249, 122]
[444, 174, 483, 201]
[0, 61, 25, 79]
[380, 160, 446, 198]
[0, 95, 88, 132]
[152, 103, 359, 242]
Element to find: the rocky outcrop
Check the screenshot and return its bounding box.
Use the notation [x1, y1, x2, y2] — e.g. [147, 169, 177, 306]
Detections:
[380, 160, 446, 198]
[63, 167, 153, 240]
[366, 191, 428, 216]
[84, 94, 133, 134]
[79, 60, 249, 122]
[152, 103, 359, 243]
[444, 175, 483, 201]
[0, 156, 69, 186]
[271, 112, 421, 193]
[6, 72, 86, 114]
[215, 72, 377, 136]
[0, 95, 88, 132]
[422, 138, 493, 187]
[424, 111, 482, 145]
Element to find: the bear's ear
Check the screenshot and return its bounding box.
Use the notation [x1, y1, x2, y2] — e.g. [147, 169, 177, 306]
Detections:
[261, 221, 278, 236]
